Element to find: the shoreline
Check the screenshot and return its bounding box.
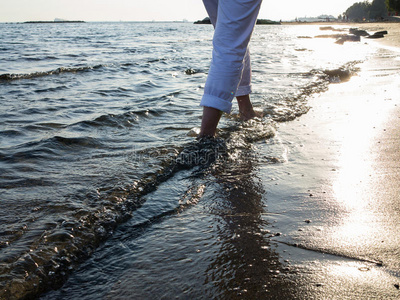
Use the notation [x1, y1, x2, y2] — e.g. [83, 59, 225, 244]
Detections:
[23, 21, 85, 24]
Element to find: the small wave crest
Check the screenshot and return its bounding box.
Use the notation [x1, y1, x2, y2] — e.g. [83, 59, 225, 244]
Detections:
[318, 61, 361, 83]
[0, 136, 104, 165]
[71, 109, 162, 131]
[263, 61, 361, 122]
[0, 65, 105, 81]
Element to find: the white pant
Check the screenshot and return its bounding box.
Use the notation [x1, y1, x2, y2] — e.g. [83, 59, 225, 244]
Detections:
[200, 0, 262, 113]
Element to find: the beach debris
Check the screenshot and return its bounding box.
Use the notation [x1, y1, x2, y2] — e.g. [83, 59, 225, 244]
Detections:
[335, 35, 361, 44]
[349, 28, 388, 40]
[316, 27, 388, 44]
[394, 283, 400, 290]
[349, 28, 370, 36]
[366, 31, 387, 39]
[304, 219, 312, 223]
[375, 30, 388, 35]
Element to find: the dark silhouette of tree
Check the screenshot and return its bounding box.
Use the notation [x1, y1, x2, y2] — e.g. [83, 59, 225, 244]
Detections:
[386, 0, 400, 11]
[345, 1, 371, 21]
[344, 0, 391, 20]
[370, 0, 388, 19]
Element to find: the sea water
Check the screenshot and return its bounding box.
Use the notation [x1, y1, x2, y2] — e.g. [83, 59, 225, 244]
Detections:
[0, 22, 378, 299]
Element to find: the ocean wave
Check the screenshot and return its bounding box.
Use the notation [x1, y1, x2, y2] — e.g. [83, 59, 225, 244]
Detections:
[70, 109, 163, 131]
[49, 136, 105, 149]
[318, 61, 361, 83]
[0, 65, 105, 81]
[0, 129, 25, 138]
[0, 136, 104, 164]
[21, 55, 60, 61]
[34, 85, 69, 93]
[0, 177, 55, 189]
[24, 122, 67, 131]
[0, 117, 277, 299]
[76, 112, 139, 129]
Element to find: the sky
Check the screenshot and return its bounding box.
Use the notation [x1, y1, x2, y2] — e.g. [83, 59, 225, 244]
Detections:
[0, 0, 362, 23]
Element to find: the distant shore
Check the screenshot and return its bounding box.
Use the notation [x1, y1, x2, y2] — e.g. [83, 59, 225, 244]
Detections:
[23, 20, 85, 24]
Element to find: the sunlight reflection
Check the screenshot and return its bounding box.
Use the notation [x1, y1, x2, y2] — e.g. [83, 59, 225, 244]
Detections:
[329, 263, 370, 280]
[329, 72, 392, 246]
[324, 261, 386, 288]
[332, 112, 374, 210]
[286, 25, 374, 69]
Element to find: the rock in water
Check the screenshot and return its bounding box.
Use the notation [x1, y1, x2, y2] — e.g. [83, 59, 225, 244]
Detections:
[349, 28, 370, 37]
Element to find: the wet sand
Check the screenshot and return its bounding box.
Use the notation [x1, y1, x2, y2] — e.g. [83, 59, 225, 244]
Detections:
[259, 24, 400, 298]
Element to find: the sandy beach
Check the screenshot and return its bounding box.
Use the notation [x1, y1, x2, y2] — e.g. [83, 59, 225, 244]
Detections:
[258, 22, 400, 298]
[355, 22, 400, 48]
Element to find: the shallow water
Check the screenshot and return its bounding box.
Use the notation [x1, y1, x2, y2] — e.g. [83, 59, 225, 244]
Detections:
[0, 22, 386, 299]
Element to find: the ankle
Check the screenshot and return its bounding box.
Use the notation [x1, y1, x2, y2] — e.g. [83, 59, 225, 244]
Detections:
[237, 95, 256, 120]
[199, 106, 222, 137]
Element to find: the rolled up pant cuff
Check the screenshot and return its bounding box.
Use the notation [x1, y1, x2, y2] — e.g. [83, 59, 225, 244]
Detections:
[200, 94, 232, 114]
[235, 85, 252, 97]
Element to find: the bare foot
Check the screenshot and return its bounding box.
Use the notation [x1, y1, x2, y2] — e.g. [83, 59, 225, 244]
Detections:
[239, 109, 257, 121]
[237, 94, 258, 121]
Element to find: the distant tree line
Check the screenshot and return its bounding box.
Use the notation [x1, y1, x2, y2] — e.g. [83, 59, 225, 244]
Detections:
[342, 0, 399, 21]
[386, 0, 400, 11]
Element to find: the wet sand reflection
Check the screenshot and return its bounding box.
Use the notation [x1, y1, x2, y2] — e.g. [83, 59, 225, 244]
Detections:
[204, 139, 295, 298]
[96, 133, 299, 299]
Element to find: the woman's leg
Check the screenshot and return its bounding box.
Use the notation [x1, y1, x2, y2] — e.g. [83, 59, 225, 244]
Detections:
[199, 0, 262, 137]
[202, 0, 218, 27]
[235, 47, 256, 120]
